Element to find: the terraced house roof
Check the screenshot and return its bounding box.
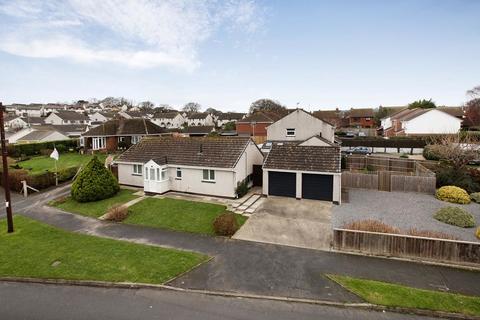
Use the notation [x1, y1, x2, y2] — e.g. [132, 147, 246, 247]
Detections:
[116, 136, 254, 168]
[82, 119, 165, 136]
[264, 144, 341, 173]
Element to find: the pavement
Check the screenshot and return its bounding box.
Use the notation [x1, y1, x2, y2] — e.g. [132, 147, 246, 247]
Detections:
[0, 282, 436, 320]
[333, 189, 480, 242]
[233, 196, 333, 250]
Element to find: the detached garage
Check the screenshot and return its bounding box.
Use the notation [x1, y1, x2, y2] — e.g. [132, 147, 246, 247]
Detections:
[262, 144, 341, 204]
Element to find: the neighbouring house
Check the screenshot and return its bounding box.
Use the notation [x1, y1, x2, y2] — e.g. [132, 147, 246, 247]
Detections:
[262, 144, 341, 203]
[437, 106, 465, 122]
[114, 136, 264, 198]
[89, 111, 116, 123]
[151, 112, 186, 128]
[182, 126, 215, 137]
[43, 103, 67, 114]
[118, 110, 151, 119]
[236, 112, 283, 139]
[4, 115, 28, 131]
[216, 112, 246, 127]
[266, 109, 335, 144]
[23, 116, 45, 126]
[185, 113, 215, 127]
[381, 108, 462, 137]
[81, 118, 166, 152]
[313, 109, 344, 128]
[44, 110, 90, 125]
[10, 127, 70, 144]
[345, 108, 375, 128]
[12, 104, 44, 117]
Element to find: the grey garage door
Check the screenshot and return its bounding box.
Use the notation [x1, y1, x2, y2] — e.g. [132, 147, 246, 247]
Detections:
[268, 171, 296, 198]
[302, 174, 333, 201]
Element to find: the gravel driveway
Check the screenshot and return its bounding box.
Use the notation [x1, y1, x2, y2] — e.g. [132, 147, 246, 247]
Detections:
[332, 189, 480, 243]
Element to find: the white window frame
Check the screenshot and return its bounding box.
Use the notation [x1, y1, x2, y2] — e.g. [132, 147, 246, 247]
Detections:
[92, 137, 106, 150]
[161, 168, 167, 181]
[286, 128, 296, 137]
[202, 169, 215, 182]
[131, 135, 143, 144]
[176, 168, 182, 179]
[118, 136, 125, 142]
[133, 164, 142, 176]
[149, 168, 155, 181]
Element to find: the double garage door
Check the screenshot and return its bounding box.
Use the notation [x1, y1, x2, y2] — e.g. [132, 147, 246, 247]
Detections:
[268, 171, 333, 201]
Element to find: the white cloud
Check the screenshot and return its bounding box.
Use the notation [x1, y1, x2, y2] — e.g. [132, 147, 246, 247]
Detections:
[0, 0, 264, 70]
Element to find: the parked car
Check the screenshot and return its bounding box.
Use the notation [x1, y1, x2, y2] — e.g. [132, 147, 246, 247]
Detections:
[345, 131, 356, 138]
[358, 131, 367, 137]
[347, 146, 371, 155]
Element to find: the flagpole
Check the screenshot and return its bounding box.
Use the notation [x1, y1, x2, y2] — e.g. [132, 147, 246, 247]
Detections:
[53, 143, 58, 186]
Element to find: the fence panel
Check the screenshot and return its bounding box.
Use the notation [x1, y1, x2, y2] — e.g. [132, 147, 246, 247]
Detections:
[391, 175, 436, 194]
[333, 229, 480, 265]
[341, 172, 378, 189]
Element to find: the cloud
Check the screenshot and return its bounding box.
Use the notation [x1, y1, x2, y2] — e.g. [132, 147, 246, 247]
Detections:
[0, 0, 264, 70]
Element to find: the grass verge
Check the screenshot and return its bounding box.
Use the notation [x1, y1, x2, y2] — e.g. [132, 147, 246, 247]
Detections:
[126, 197, 247, 235]
[50, 189, 139, 218]
[327, 274, 480, 317]
[0, 215, 207, 284]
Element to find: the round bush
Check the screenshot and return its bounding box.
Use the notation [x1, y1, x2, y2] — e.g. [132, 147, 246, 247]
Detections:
[71, 156, 120, 202]
[423, 144, 445, 161]
[470, 192, 480, 203]
[434, 206, 476, 228]
[476, 227, 480, 239]
[213, 213, 239, 237]
[435, 186, 471, 204]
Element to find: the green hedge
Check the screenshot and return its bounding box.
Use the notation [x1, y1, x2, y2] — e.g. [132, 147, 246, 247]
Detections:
[8, 140, 79, 158]
[339, 137, 426, 148]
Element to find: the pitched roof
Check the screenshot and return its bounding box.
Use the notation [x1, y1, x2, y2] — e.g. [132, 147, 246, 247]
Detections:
[437, 106, 464, 118]
[18, 130, 57, 141]
[115, 136, 254, 168]
[217, 112, 245, 121]
[188, 112, 210, 119]
[54, 110, 89, 121]
[263, 144, 340, 173]
[313, 110, 342, 119]
[347, 108, 375, 118]
[237, 111, 282, 123]
[82, 119, 166, 137]
[153, 112, 180, 119]
[24, 117, 45, 125]
[183, 126, 214, 134]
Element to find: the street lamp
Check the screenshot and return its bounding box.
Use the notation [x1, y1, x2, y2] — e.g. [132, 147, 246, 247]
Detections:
[0, 102, 14, 233]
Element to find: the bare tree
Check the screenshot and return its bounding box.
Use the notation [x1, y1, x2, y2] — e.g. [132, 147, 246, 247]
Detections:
[427, 133, 479, 170]
[139, 101, 155, 111]
[249, 99, 287, 116]
[182, 102, 201, 114]
[467, 86, 480, 98]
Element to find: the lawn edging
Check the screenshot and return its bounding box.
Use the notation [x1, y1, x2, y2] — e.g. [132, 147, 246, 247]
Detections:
[0, 277, 476, 320]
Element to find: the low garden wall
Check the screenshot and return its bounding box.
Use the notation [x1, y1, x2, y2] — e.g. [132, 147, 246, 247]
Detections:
[333, 228, 480, 266]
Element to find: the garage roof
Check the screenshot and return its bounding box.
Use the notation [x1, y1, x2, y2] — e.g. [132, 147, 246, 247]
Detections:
[263, 145, 340, 173]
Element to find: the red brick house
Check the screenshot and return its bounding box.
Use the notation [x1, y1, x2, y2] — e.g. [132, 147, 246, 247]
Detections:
[236, 112, 282, 142]
[345, 108, 375, 128]
[81, 118, 167, 152]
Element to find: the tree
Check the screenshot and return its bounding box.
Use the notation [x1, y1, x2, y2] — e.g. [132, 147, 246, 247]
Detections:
[156, 104, 174, 113]
[182, 102, 201, 114]
[374, 106, 389, 126]
[205, 107, 221, 116]
[464, 85, 480, 128]
[71, 156, 120, 202]
[427, 134, 479, 171]
[408, 99, 436, 109]
[223, 121, 236, 131]
[139, 101, 155, 111]
[249, 99, 287, 116]
[467, 86, 480, 97]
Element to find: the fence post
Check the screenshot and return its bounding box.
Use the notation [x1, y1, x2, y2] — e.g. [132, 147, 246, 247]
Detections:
[22, 180, 27, 197]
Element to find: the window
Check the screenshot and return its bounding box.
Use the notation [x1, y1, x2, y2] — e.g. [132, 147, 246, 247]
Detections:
[161, 168, 167, 181]
[133, 164, 142, 175]
[156, 168, 160, 181]
[145, 167, 149, 180]
[92, 137, 106, 150]
[176, 168, 182, 179]
[118, 136, 125, 142]
[202, 169, 215, 182]
[286, 128, 296, 137]
[149, 168, 155, 181]
[131, 135, 143, 144]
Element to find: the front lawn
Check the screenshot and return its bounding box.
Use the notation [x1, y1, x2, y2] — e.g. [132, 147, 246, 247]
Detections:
[0, 216, 207, 284]
[17, 153, 108, 174]
[327, 274, 480, 317]
[126, 197, 247, 235]
[51, 189, 139, 218]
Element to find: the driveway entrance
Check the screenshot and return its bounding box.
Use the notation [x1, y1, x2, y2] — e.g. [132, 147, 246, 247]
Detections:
[233, 196, 333, 250]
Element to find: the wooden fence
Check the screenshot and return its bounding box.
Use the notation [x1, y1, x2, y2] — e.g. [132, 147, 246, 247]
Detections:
[341, 172, 378, 190]
[341, 171, 436, 193]
[333, 228, 480, 265]
[391, 175, 436, 193]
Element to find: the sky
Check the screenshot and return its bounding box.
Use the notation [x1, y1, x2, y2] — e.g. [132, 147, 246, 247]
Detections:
[0, 0, 479, 112]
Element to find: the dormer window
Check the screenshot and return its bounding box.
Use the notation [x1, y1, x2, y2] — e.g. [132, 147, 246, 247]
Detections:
[286, 128, 296, 137]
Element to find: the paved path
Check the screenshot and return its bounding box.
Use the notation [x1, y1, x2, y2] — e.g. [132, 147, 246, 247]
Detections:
[7, 185, 480, 303]
[0, 282, 435, 320]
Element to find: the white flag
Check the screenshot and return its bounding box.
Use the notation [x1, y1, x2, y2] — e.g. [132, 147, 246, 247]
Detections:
[50, 147, 59, 161]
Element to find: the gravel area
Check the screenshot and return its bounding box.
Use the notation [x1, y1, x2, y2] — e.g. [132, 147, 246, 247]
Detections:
[333, 189, 480, 243]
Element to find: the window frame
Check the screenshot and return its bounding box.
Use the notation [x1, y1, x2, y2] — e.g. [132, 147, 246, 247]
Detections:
[132, 164, 143, 176]
[286, 128, 296, 137]
[176, 167, 182, 179]
[202, 169, 215, 182]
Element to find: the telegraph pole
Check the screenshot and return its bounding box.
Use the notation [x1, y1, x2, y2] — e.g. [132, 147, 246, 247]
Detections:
[0, 102, 14, 233]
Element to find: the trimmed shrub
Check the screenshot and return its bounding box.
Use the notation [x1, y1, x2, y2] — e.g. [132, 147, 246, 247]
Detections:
[436, 186, 471, 204]
[476, 227, 480, 239]
[434, 207, 476, 228]
[103, 205, 128, 222]
[470, 192, 480, 203]
[235, 179, 249, 198]
[71, 156, 119, 202]
[423, 144, 445, 161]
[58, 166, 79, 182]
[8, 139, 78, 158]
[55, 144, 67, 153]
[407, 228, 459, 240]
[213, 212, 239, 236]
[343, 220, 400, 234]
